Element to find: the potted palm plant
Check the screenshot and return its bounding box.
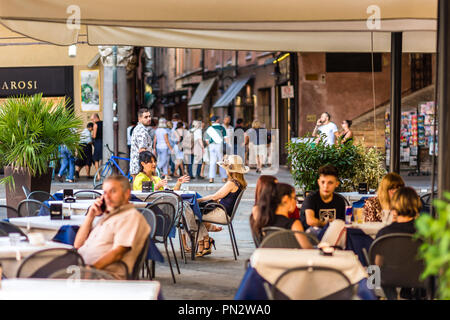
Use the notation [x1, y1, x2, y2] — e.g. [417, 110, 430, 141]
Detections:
[0, 94, 82, 209]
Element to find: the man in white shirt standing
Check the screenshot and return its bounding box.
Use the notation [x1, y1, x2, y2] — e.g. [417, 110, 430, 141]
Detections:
[312, 112, 338, 145]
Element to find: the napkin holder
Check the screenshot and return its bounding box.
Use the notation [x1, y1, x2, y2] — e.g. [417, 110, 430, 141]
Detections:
[50, 203, 63, 220]
[358, 183, 368, 194]
[63, 189, 76, 203]
[142, 181, 153, 192]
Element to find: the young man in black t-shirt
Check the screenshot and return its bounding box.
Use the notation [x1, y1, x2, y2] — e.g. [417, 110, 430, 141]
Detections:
[300, 165, 346, 230]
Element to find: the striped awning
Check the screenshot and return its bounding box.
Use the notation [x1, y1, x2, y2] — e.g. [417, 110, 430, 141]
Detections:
[213, 76, 251, 108]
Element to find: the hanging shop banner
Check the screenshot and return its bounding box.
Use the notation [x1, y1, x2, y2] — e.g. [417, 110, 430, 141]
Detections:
[80, 69, 101, 112]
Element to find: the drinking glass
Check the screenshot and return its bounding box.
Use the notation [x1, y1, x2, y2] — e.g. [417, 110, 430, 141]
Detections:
[356, 208, 364, 224]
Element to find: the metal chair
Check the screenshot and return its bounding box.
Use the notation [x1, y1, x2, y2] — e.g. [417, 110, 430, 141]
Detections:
[137, 207, 157, 279]
[265, 265, 354, 300]
[129, 237, 150, 280]
[147, 201, 179, 283]
[93, 183, 103, 190]
[259, 229, 314, 249]
[363, 233, 428, 300]
[335, 193, 350, 207]
[16, 248, 85, 278]
[49, 266, 117, 280]
[27, 190, 56, 202]
[145, 191, 187, 263]
[420, 191, 437, 214]
[200, 188, 245, 260]
[22, 185, 31, 197]
[74, 190, 102, 200]
[0, 204, 19, 219]
[0, 221, 28, 238]
[17, 199, 49, 217]
[137, 207, 157, 239]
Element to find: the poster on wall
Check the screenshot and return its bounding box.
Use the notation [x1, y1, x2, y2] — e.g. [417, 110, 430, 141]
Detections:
[80, 70, 101, 112]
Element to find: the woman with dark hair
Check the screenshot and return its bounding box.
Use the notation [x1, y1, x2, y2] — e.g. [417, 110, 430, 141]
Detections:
[132, 151, 189, 191]
[339, 119, 354, 144]
[251, 175, 278, 224]
[251, 182, 313, 249]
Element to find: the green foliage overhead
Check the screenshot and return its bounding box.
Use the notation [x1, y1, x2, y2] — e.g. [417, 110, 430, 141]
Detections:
[0, 94, 83, 184]
[287, 134, 386, 192]
[415, 192, 450, 300]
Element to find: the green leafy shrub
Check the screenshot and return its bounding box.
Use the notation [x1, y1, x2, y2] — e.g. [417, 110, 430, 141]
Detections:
[0, 94, 83, 187]
[415, 192, 450, 300]
[287, 134, 385, 192]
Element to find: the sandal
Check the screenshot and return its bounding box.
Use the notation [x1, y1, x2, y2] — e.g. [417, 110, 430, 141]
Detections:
[202, 238, 216, 256]
[196, 240, 205, 257]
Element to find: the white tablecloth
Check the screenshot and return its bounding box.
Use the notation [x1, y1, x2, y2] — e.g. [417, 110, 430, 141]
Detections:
[8, 215, 98, 241]
[345, 222, 386, 238]
[251, 248, 367, 286]
[0, 279, 160, 300]
[0, 238, 73, 278]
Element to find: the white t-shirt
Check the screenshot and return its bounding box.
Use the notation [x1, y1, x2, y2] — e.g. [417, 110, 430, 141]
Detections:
[155, 127, 169, 149]
[318, 122, 338, 145]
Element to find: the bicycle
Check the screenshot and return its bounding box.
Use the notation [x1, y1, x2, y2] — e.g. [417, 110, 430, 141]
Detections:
[93, 144, 132, 187]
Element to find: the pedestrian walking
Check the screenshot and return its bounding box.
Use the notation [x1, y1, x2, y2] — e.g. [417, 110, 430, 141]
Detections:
[90, 113, 103, 178]
[233, 118, 246, 161]
[189, 120, 204, 179]
[75, 122, 94, 179]
[204, 115, 227, 183]
[222, 115, 234, 156]
[56, 144, 75, 183]
[312, 112, 338, 145]
[200, 120, 209, 179]
[153, 117, 173, 180]
[129, 108, 153, 179]
[172, 121, 186, 177]
[245, 119, 268, 173]
[166, 119, 176, 176]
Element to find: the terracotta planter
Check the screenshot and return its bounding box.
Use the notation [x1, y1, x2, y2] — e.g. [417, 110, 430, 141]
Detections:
[4, 166, 52, 213]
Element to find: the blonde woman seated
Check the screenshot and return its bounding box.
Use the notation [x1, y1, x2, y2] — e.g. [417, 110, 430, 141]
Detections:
[133, 151, 189, 191]
[364, 172, 405, 222]
[196, 155, 248, 257]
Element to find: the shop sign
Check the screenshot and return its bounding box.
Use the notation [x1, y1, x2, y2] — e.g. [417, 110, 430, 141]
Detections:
[0, 66, 71, 98]
[281, 85, 294, 99]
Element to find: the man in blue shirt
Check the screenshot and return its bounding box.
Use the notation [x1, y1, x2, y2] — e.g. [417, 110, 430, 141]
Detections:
[204, 116, 228, 183]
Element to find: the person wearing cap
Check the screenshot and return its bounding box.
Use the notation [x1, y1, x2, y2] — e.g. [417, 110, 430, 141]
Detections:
[153, 117, 174, 180]
[196, 155, 249, 256]
[204, 115, 228, 183]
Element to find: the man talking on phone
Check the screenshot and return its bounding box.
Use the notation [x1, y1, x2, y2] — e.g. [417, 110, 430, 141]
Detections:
[312, 112, 338, 145]
[74, 175, 150, 279]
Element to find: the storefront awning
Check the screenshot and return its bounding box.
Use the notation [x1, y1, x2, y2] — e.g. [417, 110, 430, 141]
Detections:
[213, 76, 251, 108]
[188, 78, 215, 107]
[0, 0, 437, 52]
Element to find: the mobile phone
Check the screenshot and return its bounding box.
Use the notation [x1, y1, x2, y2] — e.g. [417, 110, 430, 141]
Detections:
[100, 198, 106, 212]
